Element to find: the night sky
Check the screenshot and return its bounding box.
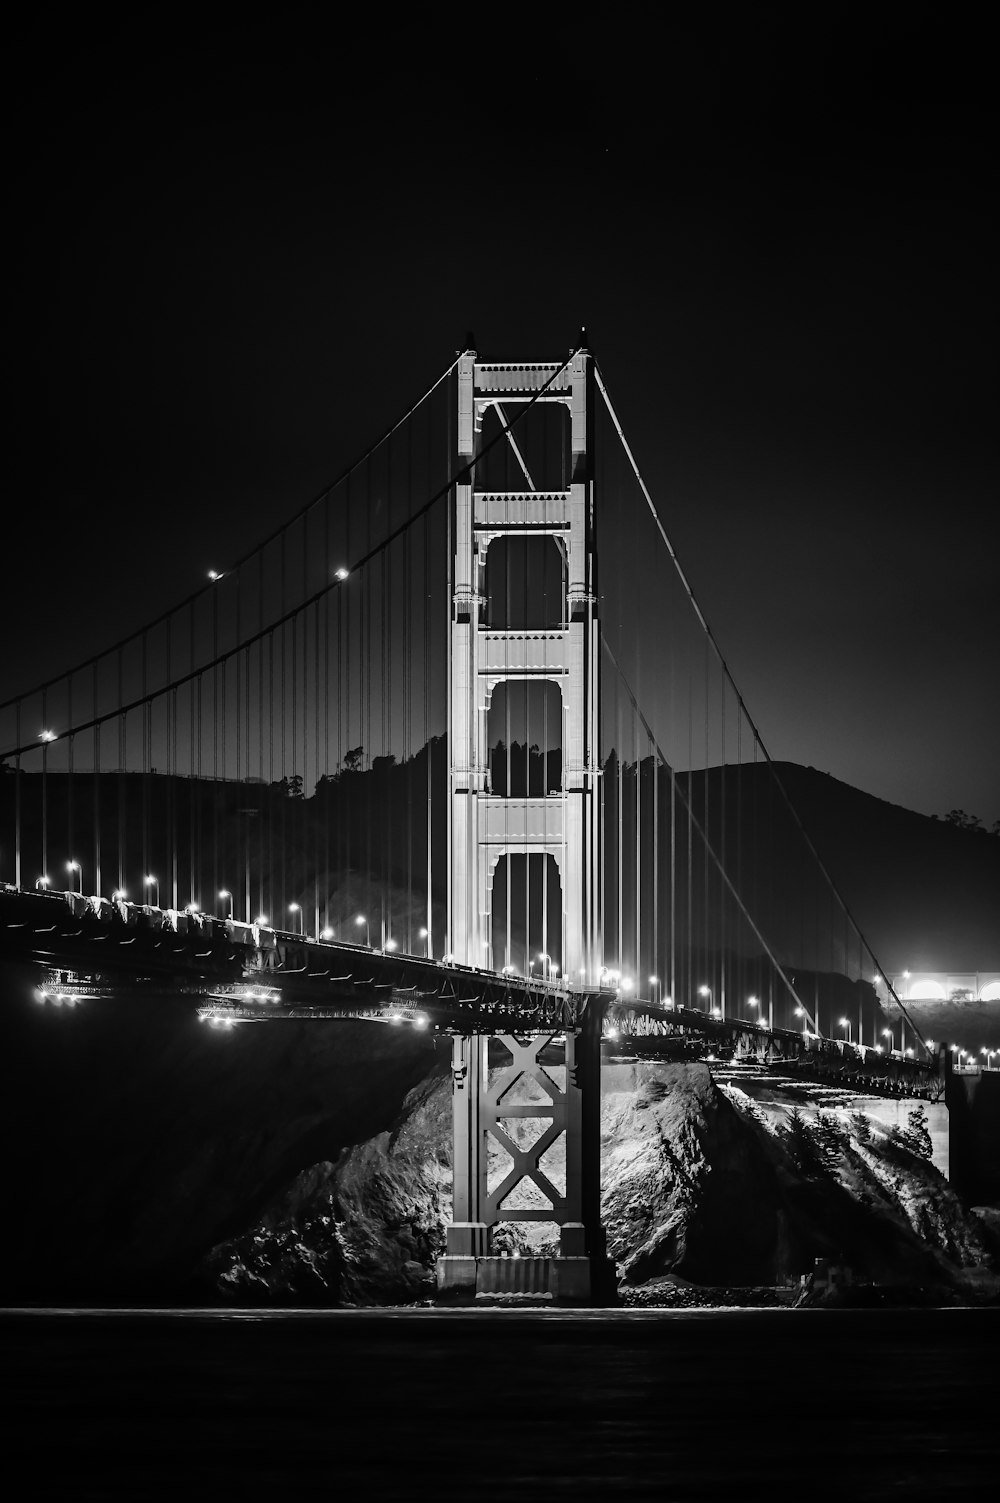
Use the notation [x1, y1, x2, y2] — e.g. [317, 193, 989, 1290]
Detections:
[9, 14, 997, 824]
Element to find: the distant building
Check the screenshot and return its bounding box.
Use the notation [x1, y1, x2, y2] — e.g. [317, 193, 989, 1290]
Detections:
[882, 972, 1000, 1003]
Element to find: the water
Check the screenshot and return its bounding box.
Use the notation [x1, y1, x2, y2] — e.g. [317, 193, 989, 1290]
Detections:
[2, 1307, 996, 1499]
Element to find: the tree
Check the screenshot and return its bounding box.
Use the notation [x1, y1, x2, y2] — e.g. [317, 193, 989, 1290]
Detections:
[905, 1105, 934, 1161]
[781, 1108, 824, 1177]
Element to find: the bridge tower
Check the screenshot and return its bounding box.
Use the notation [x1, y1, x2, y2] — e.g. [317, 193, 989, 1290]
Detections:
[447, 343, 601, 973]
[440, 343, 611, 1304]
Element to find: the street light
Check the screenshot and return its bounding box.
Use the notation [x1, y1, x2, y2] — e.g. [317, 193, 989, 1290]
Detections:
[35, 875, 51, 891]
[794, 1005, 808, 1033]
[255, 914, 269, 927]
[747, 994, 760, 1024]
[418, 926, 431, 958]
[355, 914, 370, 946]
[218, 888, 232, 920]
[838, 1016, 853, 1044]
[67, 860, 82, 894]
[385, 938, 398, 953]
[882, 1027, 894, 1054]
[288, 902, 303, 934]
[982, 1048, 997, 1069]
[320, 927, 334, 941]
[144, 875, 160, 908]
[538, 952, 550, 979]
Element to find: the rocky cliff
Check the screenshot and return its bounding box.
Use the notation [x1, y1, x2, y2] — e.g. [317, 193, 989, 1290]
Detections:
[201, 1059, 996, 1307]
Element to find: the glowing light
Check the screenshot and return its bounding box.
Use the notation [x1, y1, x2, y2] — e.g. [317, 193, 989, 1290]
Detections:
[335, 567, 349, 580]
[385, 938, 398, 952]
[414, 1015, 428, 1030]
[255, 914, 269, 926]
[35, 876, 50, 890]
[112, 889, 127, 901]
[39, 729, 56, 742]
[320, 927, 334, 940]
[208, 569, 222, 581]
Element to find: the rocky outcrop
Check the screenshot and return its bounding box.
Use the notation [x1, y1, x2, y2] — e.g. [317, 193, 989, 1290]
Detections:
[203, 1060, 995, 1305]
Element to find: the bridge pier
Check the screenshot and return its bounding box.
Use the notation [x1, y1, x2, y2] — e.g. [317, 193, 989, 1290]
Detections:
[437, 1000, 614, 1305]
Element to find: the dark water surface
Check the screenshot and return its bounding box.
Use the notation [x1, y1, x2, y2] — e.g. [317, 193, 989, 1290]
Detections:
[2, 1307, 996, 1500]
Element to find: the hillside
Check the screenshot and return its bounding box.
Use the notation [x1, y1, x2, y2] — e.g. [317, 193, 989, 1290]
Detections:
[766, 763, 1000, 972]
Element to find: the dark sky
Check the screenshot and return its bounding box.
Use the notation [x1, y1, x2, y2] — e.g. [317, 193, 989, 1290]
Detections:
[9, 12, 998, 824]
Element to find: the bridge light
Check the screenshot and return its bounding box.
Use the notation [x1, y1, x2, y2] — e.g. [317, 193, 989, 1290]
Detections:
[35, 875, 51, 890]
[335, 567, 349, 581]
[208, 569, 223, 582]
[414, 1014, 428, 1029]
[606, 1026, 619, 1040]
[255, 914, 269, 926]
[320, 927, 334, 940]
[185, 902, 199, 914]
[112, 888, 127, 901]
[144, 875, 160, 906]
[711, 1006, 722, 1019]
[385, 938, 398, 952]
[67, 861, 82, 894]
[39, 729, 57, 742]
[621, 977, 634, 993]
[649, 976, 659, 988]
[34, 990, 47, 1003]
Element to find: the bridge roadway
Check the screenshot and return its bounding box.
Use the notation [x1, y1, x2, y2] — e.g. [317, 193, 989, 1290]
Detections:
[0, 885, 943, 1099]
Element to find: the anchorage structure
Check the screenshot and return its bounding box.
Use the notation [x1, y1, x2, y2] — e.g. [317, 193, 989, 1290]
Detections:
[440, 344, 610, 1303]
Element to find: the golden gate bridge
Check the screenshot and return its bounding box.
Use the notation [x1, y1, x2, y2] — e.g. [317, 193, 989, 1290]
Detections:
[0, 337, 945, 1302]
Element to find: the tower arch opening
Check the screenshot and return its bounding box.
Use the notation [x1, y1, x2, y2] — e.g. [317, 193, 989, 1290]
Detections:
[487, 680, 563, 796]
[476, 400, 570, 493]
[485, 536, 565, 630]
[489, 851, 563, 978]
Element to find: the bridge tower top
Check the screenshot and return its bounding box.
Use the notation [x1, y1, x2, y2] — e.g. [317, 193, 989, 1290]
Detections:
[448, 347, 602, 980]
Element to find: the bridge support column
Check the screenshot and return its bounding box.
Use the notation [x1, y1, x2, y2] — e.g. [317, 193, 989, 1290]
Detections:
[437, 1002, 615, 1305]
